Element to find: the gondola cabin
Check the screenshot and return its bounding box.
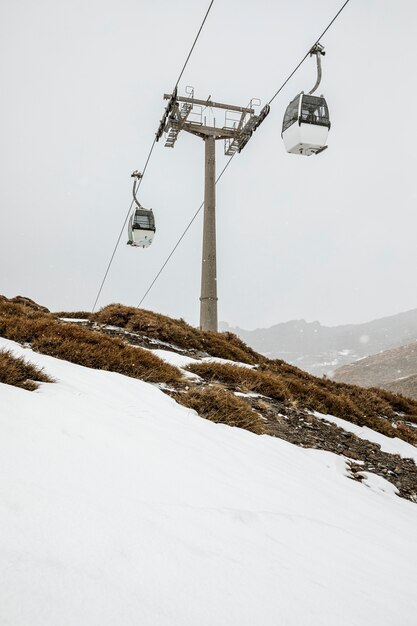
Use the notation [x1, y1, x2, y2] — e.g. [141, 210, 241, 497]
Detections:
[127, 207, 156, 248]
[282, 93, 330, 156]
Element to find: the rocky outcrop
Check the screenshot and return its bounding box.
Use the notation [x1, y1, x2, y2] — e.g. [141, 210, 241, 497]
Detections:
[251, 398, 417, 503]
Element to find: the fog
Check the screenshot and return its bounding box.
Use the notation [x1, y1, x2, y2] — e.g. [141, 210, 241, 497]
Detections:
[1, 0, 415, 329]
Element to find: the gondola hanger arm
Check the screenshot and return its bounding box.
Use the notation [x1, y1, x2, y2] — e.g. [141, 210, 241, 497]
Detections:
[131, 171, 143, 207]
[308, 43, 325, 95]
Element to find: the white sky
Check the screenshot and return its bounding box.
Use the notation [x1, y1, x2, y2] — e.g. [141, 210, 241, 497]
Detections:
[1, 0, 416, 329]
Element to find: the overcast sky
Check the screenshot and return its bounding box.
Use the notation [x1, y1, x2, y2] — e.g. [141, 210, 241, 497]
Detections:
[1, 0, 416, 329]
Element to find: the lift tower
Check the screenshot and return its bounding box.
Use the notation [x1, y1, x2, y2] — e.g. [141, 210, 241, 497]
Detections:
[156, 87, 269, 331]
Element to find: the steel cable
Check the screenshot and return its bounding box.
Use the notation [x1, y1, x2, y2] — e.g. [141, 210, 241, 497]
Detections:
[267, 0, 351, 106]
[138, 154, 235, 307]
[91, 0, 216, 312]
[136, 0, 352, 309]
[92, 138, 157, 312]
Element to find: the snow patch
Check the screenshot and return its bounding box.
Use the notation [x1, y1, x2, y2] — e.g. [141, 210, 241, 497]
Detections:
[147, 348, 255, 371]
[361, 472, 400, 497]
[202, 356, 254, 368]
[148, 349, 198, 369]
[59, 317, 90, 324]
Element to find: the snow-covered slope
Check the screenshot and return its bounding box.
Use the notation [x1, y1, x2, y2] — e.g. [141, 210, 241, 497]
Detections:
[1, 337, 416, 626]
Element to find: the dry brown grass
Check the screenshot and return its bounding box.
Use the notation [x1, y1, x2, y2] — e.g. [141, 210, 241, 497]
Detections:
[94, 304, 259, 364]
[0, 301, 181, 384]
[187, 361, 417, 445]
[396, 422, 417, 446]
[0, 349, 53, 391]
[173, 385, 265, 434]
[266, 360, 417, 423]
[54, 311, 93, 320]
[188, 361, 290, 401]
[2, 295, 417, 444]
[1, 295, 50, 314]
[369, 387, 417, 416]
[0, 297, 46, 319]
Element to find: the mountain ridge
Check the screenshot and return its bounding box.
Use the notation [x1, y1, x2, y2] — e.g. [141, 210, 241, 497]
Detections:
[334, 340, 417, 401]
[221, 307, 417, 376]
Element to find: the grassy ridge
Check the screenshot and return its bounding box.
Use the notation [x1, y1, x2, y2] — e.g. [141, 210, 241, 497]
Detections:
[2, 296, 417, 445]
[187, 361, 417, 444]
[0, 349, 53, 391]
[0, 299, 181, 384]
[93, 304, 260, 365]
[173, 385, 265, 434]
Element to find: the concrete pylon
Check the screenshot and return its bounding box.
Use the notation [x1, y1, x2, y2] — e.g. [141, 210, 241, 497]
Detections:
[162, 90, 263, 329]
[199, 135, 218, 331]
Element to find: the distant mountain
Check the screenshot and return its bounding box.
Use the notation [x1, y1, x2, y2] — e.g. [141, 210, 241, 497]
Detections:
[221, 308, 417, 376]
[333, 341, 417, 401]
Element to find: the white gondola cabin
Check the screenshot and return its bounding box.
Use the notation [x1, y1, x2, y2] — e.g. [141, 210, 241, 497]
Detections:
[127, 207, 156, 248]
[127, 170, 156, 248]
[282, 43, 330, 156]
[282, 93, 330, 156]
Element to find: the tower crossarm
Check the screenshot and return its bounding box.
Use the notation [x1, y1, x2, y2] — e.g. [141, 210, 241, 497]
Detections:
[160, 91, 266, 150]
[237, 103, 271, 153]
[182, 122, 239, 140]
[163, 94, 254, 115]
[163, 100, 194, 148]
[156, 88, 178, 142]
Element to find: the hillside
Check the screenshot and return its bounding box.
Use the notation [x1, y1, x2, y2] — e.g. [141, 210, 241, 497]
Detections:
[1, 295, 417, 624]
[333, 341, 417, 400]
[1, 335, 417, 625]
[1, 295, 417, 502]
[222, 307, 417, 376]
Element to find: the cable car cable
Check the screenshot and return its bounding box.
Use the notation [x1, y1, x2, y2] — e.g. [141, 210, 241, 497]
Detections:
[174, 0, 214, 89]
[136, 0, 352, 309]
[92, 138, 157, 312]
[138, 154, 235, 308]
[267, 0, 351, 106]
[91, 0, 216, 312]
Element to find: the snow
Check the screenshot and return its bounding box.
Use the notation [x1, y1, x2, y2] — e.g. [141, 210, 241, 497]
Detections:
[201, 355, 254, 368]
[149, 347, 254, 369]
[1, 336, 417, 626]
[148, 348, 198, 369]
[59, 317, 90, 324]
[142, 349, 201, 381]
[146, 348, 255, 376]
[360, 472, 400, 497]
[315, 411, 417, 463]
